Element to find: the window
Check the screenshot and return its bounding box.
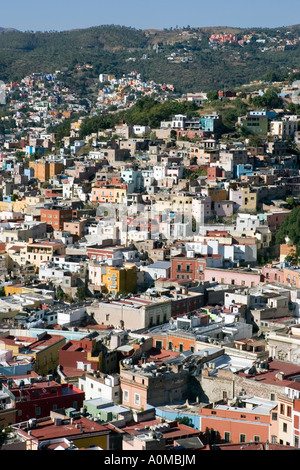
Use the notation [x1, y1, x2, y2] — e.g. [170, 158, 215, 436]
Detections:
[224, 432, 231, 443]
[287, 406, 292, 417]
[123, 390, 129, 402]
[283, 423, 287, 433]
[36, 407, 41, 416]
[254, 436, 260, 442]
[280, 404, 285, 415]
[240, 434, 246, 443]
[134, 393, 140, 406]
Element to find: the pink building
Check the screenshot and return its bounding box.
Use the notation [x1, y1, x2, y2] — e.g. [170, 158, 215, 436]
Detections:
[120, 364, 189, 411]
[261, 265, 283, 283]
[207, 166, 225, 180]
[205, 267, 263, 287]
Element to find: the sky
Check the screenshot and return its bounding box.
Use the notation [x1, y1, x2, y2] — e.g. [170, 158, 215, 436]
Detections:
[2, 0, 300, 32]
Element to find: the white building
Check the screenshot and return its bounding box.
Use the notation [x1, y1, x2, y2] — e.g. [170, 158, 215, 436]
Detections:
[78, 372, 121, 404]
[140, 261, 171, 283]
[270, 116, 299, 138]
[56, 304, 86, 327]
[62, 178, 87, 202]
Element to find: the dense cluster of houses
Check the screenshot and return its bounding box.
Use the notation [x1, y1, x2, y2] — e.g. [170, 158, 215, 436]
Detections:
[1, 69, 300, 451]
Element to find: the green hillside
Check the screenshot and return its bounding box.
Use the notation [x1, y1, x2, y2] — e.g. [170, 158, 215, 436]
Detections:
[1, 24, 300, 93]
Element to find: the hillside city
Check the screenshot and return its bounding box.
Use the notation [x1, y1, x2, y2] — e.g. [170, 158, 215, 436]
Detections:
[1, 58, 300, 452]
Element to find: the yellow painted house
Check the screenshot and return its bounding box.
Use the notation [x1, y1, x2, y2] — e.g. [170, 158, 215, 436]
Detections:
[102, 264, 137, 295]
[0, 332, 66, 376]
[0, 200, 28, 212]
[4, 284, 23, 296]
[241, 187, 258, 212]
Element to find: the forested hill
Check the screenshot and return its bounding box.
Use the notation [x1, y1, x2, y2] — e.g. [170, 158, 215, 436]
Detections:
[1, 24, 300, 93]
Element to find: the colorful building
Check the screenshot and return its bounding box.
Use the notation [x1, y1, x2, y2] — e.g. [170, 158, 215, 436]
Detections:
[26, 240, 66, 268]
[102, 264, 137, 295]
[198, 398, 277, 445]
[2, 376, 84, 423]
[29, 160, 63, 182]
[120, 363, 189, 411]
[13, 412, 110, 450]
[90, 185, 127, 204]
[204, 267, 263, 287]
[58, 338, 104, 382]
[0, 332, 65, 376]
[40, 205, 73, 231]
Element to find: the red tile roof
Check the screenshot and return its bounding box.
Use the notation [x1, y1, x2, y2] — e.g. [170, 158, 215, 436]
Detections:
[238, 360, 300, 386]
[17, 416, 109, 442]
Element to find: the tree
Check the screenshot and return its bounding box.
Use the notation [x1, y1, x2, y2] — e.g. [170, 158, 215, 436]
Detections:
[207, 91, 219, 102]
[76, 285, 87, 301]
[276, 206, 300, 246]
[55, 286, 65, 301]
[176, 416, 194, 427]
[285, 196, 299, 210]
[285, 247, 300, 266]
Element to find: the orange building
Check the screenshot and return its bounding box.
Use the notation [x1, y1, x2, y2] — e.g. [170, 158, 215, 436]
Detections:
[283, 267, 300, 288]
[199, 399, 277, 445]
[41, 205, 73, 230]
[147, 314, 209, 353]
[63, 219, 86, 238]
[150, 333, 197, 354]
[90, 185, 127, 204]
[29, 160, 64, 182]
